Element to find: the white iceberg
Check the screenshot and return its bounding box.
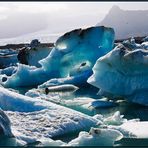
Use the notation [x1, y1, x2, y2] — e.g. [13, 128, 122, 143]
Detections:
[93, 111, 131, 126]
[66, 127, 123, 146]
[109, 121, 148, 138]
[88, 43, 148, 106]
[0, 87, 97, 144]
[103, 111, 128, 126]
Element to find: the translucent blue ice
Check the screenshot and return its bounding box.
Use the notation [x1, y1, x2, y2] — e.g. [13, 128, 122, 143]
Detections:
[1, 26, 115, 87]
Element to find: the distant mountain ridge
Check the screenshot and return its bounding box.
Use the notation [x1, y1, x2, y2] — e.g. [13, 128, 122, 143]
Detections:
[97, 5, 148, 39]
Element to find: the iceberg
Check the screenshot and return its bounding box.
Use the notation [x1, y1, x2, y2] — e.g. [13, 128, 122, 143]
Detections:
[109, 121, 148, 138]
[1, 26, 114, 87]
[66, 127, 123, 146]
[88, 43, 148, 106]
[17, 39, 53, 67]
[6, 108, 97, 144]
[0, 87, 97, 144]
[93, 111, 131, 126]
[103, 111, 128, 126]
[37, 110, 140, 147]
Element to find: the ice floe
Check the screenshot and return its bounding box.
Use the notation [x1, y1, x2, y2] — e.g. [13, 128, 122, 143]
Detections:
[109, 121, 148, 138]
[0, 87, 98, 144]
[66, 127, 123, 146]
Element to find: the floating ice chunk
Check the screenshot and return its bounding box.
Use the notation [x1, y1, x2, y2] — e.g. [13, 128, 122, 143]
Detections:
[38, 138, 66, 146]
[1, 26, 114, 87]
[66, 127, 123, 146]
[93, 111, 128, 126]
[109, 121, 148, 138]
[103, 111, 127, 125]
[88, 43, 148, 106]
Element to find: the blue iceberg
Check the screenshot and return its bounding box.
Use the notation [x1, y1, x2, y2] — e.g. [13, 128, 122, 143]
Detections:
[1, 26, 114, 87]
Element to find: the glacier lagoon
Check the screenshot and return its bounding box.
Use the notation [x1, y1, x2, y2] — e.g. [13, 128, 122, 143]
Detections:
[0, 26, 148, 146]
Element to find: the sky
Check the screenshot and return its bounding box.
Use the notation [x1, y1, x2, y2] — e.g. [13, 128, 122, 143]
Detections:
[0, 2, 148, 39]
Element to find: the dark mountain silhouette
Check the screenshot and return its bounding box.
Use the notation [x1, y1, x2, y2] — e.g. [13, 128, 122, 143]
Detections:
[97, 5, 148, 39]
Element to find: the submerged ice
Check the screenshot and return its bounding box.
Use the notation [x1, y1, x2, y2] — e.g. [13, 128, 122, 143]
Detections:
[0, 26, 114, 87]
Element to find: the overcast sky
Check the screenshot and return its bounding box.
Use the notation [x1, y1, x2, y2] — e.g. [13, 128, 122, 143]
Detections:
[0, 2, 148, 39]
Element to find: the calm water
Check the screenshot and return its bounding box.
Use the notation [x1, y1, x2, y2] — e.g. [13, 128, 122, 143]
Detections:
[1, 84, 148, 146]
